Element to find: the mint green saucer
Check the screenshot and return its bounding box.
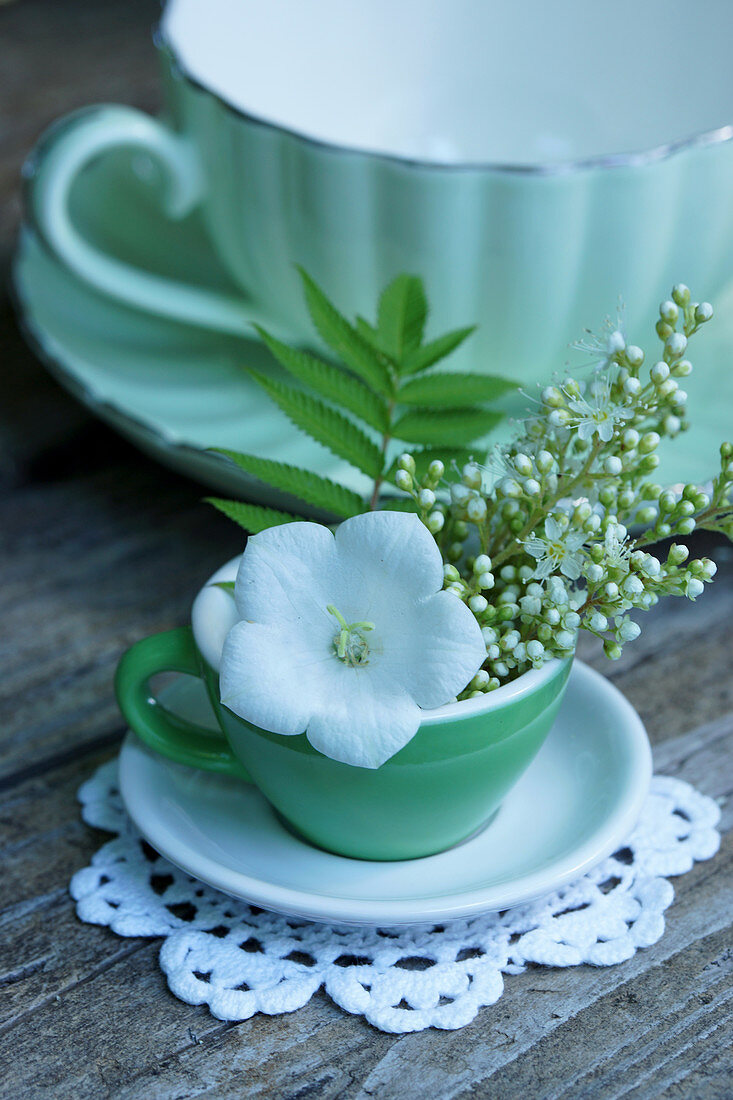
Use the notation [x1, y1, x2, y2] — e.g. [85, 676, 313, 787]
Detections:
[13, 148, 731, 495]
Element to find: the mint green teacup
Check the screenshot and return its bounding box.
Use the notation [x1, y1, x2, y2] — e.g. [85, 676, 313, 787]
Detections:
[114, 558, 572, 861]
[24, 0, 733, 387]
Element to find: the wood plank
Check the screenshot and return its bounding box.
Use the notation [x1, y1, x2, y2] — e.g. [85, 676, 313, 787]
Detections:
[0, 720, 729, 1098]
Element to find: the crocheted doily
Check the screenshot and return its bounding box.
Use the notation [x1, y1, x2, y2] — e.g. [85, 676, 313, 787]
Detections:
[70, 761, 720, 1033]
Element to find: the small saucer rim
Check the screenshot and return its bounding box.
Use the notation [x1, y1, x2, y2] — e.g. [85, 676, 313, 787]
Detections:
[118, 659, 652, 926]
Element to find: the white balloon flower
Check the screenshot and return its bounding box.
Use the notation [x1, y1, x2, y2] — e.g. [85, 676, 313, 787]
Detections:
[219, 511, 486, 769]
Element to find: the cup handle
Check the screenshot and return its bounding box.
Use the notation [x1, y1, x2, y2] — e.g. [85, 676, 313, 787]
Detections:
[115, 625, 251, 780]
[25, 104, 256, 336]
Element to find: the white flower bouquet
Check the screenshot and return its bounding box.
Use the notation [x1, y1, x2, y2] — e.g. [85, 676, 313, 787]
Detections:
[212, 277, 732, 767]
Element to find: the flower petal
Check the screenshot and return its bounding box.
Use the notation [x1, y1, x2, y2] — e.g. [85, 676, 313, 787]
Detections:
[305, 665, 423, 768]
[334, 511, 444, 607]
[235, 522, 356, 640]
[220, 620, 328, 734]
[394, 590, 486, 708]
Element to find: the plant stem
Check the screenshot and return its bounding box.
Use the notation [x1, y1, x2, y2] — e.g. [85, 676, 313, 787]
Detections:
[369, 398, 396, 510]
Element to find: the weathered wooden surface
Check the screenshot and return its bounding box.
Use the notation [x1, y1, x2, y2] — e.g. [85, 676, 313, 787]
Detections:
[1, 2, 732, 1096]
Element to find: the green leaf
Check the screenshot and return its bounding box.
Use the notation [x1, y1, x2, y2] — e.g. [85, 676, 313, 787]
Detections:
[206, 498, 298, 533]
[297, 268, 393, 395]
[249, 370, 383, 479]
[386, 447, 487, 482]
[398, 371, 517, 408]
[355, 315, 380, 349]
[254, 326, 389, 433]
[213, 580, 236, 593]
[214, 449, 364, 518]
[376, 275, 427, 364]
[392, 407, 503, 447]
[401, 326, 477, 375]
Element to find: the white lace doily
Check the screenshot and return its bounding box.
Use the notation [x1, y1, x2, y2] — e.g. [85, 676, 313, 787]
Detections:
[70, 761, 720, 1033]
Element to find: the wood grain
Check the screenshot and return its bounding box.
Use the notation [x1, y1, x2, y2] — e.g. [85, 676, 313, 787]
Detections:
[1, 1, 731, 1097]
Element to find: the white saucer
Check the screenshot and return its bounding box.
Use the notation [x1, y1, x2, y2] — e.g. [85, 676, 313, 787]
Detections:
[118, 660, 652, 926]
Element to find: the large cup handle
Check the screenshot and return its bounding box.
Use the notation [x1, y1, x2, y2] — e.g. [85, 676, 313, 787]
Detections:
[25, 105, 256, 335]
[115, 626, 251, 780]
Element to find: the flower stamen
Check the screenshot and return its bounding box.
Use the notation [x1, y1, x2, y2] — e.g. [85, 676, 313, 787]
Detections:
[327, 604, 375, 666]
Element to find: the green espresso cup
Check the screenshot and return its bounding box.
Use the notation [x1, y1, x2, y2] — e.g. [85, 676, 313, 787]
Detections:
[114, 559, 573, 860]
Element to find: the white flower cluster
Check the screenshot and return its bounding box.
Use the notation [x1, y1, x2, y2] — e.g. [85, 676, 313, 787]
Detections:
[394, 285, 732, 694]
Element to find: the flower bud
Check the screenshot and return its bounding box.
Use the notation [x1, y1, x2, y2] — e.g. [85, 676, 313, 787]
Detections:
[451, 483, 471, 505]
[499, 477, 522, 498]
[473, 554, 492, 574]
[397, 453, 416, 474]
[686, 577, 704, 599]
[604, 640, 623, 659]
[514, 452, 533, 477]
[663, 415, 681, 436]
[589, 611, 608, 632]
[555, 629, 576, 650]
[470, 669, 490, 690]
[468, 594, 488, 614]
[526, 639, 545, 661]
[622, 575, 644, 597]
[639, 432, 660, 454]
[671, 283, 690, 307]
[536, 450, 555, 474]
[395, 469, 413, 492]
[636, 506, 658, 525]
[665, 332, 687, 358]
[659, 300, 679, 324]
[658, 378, 678, 399]
[677, 518, 696, 535]
[625, 345, 644, 367]
[604, 456, 623, 476]
[427, 459, 445, 482]
[426, 511, 445, 534]
[586, 562, 604, 583]
[650, 360, 670, 384]
[673, 359, 692, 377]
[462, 463, 483, 489]
[607, 331, 626, 354]
[548, 409, 571, 428]
[618, 619, 641, 642]
[623, 428, 640, 448]
[695, 302, 713, 323]
[623, 376, 642, 397]
[418, 488, 435, 509]
[467, 496, 487, 522]
[477, 571, 495, 590]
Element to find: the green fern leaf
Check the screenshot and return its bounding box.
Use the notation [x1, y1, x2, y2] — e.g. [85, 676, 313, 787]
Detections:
[393, 407, 503, 447]
[398, 371, 516, 407]
[254, 326, 389, 433]
[355, 315, 381, 349]
[214, 450, 364, 518]
[249, 370, 383, 479]
[401, 326, 476, 375]
[297, 268, 393, 395]
[376, 274, 427, 363]
[386, 447, 487, 482]
[206, 498, 298, 533]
